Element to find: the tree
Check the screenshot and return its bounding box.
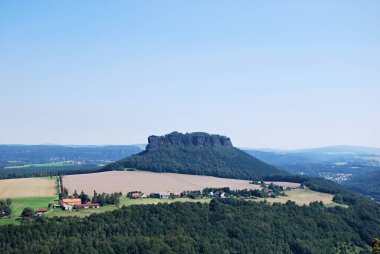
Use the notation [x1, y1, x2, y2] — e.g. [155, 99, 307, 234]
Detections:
[73, 190, 78, 198]
[6, 198, 12, 206]
[0, 200, 11, 218]
[21, 207, 34, 218]
[79, 190, 89, 203]
[59, 187, 69, 199]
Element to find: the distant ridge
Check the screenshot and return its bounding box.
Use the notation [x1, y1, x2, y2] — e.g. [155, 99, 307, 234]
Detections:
[103, 132, 285, 180]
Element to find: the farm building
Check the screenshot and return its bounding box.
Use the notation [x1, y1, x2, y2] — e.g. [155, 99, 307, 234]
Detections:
[131, 193, 140, 198]
[61, 198, 81, 205]
[74, 203, 100, 209]
[127, 191, 147, 199]
[214, 191, 226, 198]
[150, 192, 171, 198]
[35, 208, 48, 216]
[158, 192, 171, 198]
[170, 192, 180, 198]
[60, 198, 81, 211]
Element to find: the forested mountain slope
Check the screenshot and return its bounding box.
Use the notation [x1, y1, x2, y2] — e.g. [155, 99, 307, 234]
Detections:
[103, 132, 284, 180]
[344, 171, 380, 202]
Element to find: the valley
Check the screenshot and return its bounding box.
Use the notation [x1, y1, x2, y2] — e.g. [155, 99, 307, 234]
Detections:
[0, 133, 379, 253]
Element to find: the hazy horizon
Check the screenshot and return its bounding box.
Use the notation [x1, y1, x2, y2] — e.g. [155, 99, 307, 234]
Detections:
[1, 140, 379, 151]
[1, 1, 379, 149]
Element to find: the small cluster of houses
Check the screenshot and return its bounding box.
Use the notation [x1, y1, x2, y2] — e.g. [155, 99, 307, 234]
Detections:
[209, 191, 226, 198]
[149, 192, 180, 199]
[128, 191, 224, 199]
[34, 198, 100, 216]
[129, 191, 181, 199]
[59, 198, 100, 211]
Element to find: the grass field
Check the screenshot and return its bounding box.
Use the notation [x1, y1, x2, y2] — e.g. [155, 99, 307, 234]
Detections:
[0, 196, 58, 225]
[0, 177, 57, 198]
[256, 189, 346, 207]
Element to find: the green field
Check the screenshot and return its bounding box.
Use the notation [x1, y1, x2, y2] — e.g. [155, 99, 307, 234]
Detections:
[45, 197, 212, 218]
[0, 196, 58, 225]
[254, 189, 348, 207]
[0, 196, 212, 224]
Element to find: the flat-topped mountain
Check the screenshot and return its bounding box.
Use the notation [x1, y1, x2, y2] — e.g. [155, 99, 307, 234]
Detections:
[103, 132, 285, 180]
[146, 132, 233, 151]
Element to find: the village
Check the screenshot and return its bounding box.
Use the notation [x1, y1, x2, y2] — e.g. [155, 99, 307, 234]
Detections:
[31, 181, 301, 217]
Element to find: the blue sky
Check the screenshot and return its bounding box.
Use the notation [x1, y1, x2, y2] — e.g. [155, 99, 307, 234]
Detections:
[0, 1, 379, 148]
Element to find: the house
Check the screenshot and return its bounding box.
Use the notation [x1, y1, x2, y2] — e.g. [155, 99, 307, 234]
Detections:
[35, 208, 48, 216]
[60, 198, 81, 211]
[170, 192, 180, 198]
[74, 203, 100, 209]
[130, 192, 144, 199]
[150, 192, 171, 198]
[158, 192, 171, 199]
[214, 191, 226, 198]
[61, 198, 81, 205]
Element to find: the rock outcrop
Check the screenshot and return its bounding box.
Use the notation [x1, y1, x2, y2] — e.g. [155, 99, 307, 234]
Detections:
[146, 132, 233, 151]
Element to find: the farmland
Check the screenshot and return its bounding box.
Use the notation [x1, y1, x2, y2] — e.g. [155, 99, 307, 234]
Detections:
[0, 173, 345, 226]
[45, 197, 211, 218]
[256, 188, 344, 207]
[62, 171, 262, 195]
[0, 177, 57, 198]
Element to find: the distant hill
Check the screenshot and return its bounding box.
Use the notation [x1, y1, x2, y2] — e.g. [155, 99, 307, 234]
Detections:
[244, 146, 380, 183]
[294, 145, 380, 155]
[344, 171, 380, 202]
[244, 150, 313, 165]
[103, 132, 284, 180]
[0, 145, 143, 179]
[0, 145, 142, 165]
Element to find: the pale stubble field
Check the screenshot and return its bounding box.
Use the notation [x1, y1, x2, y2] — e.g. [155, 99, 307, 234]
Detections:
[62, 171, 262, 194]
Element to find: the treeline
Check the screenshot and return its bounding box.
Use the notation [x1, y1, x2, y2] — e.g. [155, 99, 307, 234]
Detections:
[0, 197, 379, 253]
[0, 199, 12, 218]
[0, 145, 142, 165]
[262, 175, 349, 194]
[104, 146, 285, 180]
[0, 165, 102, 180]
[59, 186, 122, 207]
[343, 171, 380, 202]
[201, 186, 284, 198]
[92, 191, 122, 206]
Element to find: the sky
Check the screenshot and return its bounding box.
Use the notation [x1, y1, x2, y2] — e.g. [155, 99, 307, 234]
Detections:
[0, 1, 379, 149]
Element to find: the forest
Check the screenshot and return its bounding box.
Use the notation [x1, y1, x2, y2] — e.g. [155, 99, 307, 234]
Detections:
[344, 171, 380, 202]
[0, 196, 379, 254]
[0, 145, 141, 164]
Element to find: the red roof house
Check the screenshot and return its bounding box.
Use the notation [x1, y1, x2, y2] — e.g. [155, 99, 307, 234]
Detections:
[35, 208, 48, 215]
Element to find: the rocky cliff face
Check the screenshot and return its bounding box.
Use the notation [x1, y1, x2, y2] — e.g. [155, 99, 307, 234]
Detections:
[146, 132, 233, 151]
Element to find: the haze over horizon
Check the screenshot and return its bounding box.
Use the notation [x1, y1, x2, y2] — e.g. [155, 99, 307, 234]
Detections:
[1, 1, 379, 149]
